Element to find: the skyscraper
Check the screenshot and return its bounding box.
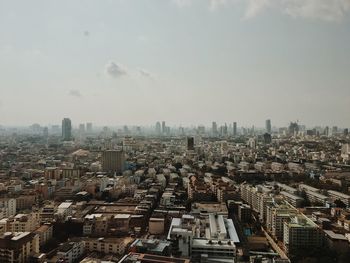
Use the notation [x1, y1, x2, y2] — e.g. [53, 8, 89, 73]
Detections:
[62, 118, 72, 141]
[187, 137, 194, 150]
[162, 121, 166, 134]
[212, 122, 217, 136]
[266, 119, 272, 134]
[156, 122, 161, 135]
[102, 150, 125, 173]
[79, 123, 85, 133]
[233, 122, 237, 137]
[86, 122, 93, 133]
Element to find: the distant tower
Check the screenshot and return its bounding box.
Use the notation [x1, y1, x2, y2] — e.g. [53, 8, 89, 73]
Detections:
[233, 122, 237, 137]
[43, 127, 49, 138]
[212, 122, 218, 136]
[288, 122, 299, 136]
[62, 118, 72, 141]
[156, 122, 161, 135]
[324, 126, 329, 137]
[79, 123, 85, 133]
[223, 123, 228, 136]
[86, 122, 93, 133]
[265, 119, 272, 134]
[187, 137, 195, 150]
[162, 121, 166, 134]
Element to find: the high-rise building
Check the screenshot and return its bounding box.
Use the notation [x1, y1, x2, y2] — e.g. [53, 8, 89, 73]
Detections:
[79, 123, 85, 133]
[212, 122, 218, 136]
[43, 127, 49, 138]
[324, 126, 329, 136]
[265, 119, 271, 134]
[233, 122, 237, 137]
[102, 150, 125, 173]
[187, 137, 194, 150]
[155, 122, 161, 135]
[288, 122, 299, 136]
[86, 122, 93, 133]
[62, 118, 72, 141]
[332, 126, 338, 135]
[223, 123, 228, 136]
[283, 214, 323, 255]
[263, 133, 272, 144]
[162, 121, 166, 134]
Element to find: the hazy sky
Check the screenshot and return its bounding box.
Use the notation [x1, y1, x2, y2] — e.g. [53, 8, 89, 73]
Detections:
[1, 0, 350, 127]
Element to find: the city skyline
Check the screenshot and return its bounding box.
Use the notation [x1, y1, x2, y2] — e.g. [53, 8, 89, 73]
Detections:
[0, 0, 350, 126]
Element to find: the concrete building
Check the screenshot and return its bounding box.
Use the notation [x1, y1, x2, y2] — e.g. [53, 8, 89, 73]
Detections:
[57, 202, 73, 219]
[0, 213, 39, 235]
[62, 118, 72, 141]
[57, 240, 85, 263]
[102, 150, 125, 173]
[84, 237, 133, 255]
[0, 232, 39, 263]
[34, 224, 53, 246]
[283, 214, 323, 255]
[0, 199, 16, 219]
[327, 190, 350, 207]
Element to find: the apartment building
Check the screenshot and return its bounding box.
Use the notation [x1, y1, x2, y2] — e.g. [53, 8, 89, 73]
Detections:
[0, 232, 39, 263]
[283, 214, 323, 255]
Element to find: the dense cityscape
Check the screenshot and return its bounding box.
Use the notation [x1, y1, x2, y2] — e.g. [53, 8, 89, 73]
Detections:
[0, 119, 349, 263]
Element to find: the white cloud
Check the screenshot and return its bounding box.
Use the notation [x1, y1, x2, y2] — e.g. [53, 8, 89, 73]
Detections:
[172, 0, 193, 8]
[244, 0, 271, 18]
[170, 0, 350, 21]
[68, 89, 82, 98]
[282, 0, 350, 22]
[138, 68, 155, 79]
[209, 0, 230, 10]
[244, 0, 350, 21]
[105, 61, 128, 78]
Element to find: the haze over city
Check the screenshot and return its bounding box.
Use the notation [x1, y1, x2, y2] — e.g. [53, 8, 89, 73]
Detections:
[1, 0, 350, 127]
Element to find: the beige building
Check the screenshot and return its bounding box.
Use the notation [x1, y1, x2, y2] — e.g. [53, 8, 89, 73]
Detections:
[84, 237, 133, 255]
[34, 224, 53, 246]
[283, 214, 323, 254]
[0, 232, 39, 263]
[0, 213, 39, 235]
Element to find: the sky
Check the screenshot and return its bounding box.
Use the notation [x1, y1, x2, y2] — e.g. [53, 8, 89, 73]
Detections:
[0, 0, 350, 128]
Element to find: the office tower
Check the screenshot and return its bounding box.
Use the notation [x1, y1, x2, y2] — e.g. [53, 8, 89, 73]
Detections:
[162, 121, 166, 134]
[62, 118, 72, 141]
[233, 122, 237, 136]
[51, 125, 60, 134]
[197, 125, 205, 134]
[155, 122, 161, 135]
[102, 150, 125, 173]
[332, 126, 338, 135]
[223, 123, 228, 136]
[43, 127, 49, 138]
[86, 122, 93, 133]
[288, 122, 299, 136]
[212, 122, 217, 136]
[79, 123, 85, 133]
[123, 125, 129, 134]
[265, 119, 271, 134]
[263, 133, 272, 144]
[324, 126, 329, 136]
[344, 128, 349, 136]
[187, 137, 194, 150]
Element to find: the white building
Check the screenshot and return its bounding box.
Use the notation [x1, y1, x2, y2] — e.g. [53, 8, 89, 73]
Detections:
[0, 198, 16, 219]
